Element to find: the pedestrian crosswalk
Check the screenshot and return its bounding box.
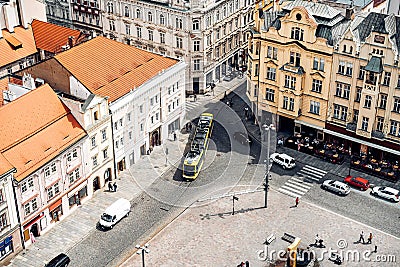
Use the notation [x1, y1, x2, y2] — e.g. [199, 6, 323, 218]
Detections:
[278, 165, 327, 198]
[185, 100, 203, 112]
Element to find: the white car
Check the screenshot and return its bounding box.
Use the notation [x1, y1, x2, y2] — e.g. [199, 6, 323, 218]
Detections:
[371, 186, 399, 202]
[321, 180, 350, 196]
[270, 153, 296, 169]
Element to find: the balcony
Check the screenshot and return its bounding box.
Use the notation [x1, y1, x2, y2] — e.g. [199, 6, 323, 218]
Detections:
[371, 130, 384, 139]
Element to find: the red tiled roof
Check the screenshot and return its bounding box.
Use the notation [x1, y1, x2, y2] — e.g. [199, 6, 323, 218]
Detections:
[0, 152, 14, 175]
[54, 36, 179, 103]
[0, 84, 86, 181]
[31, 19, 85, 54]
[0, 26, 37, 68]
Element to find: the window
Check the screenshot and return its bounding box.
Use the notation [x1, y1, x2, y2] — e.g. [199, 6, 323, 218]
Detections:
[333, 104, 348, 121]
[160, 32, 165, 44]
[103, 148, 108, 159]
[390, 121, 399, 135]
[137, 27, 142, 38]
[313, 58, 325, 71]
[47, 182, 60, 199]
[194, 59, 200, 71]
[148, 29, 153, 41]
[101, 129, 107, 141]
[266, 67, 276, 80]
[127, 112, 131, 122]
[51, 162, 56, 173]
[194, 40, 200, 51]
[341, 106, 348, 121]
[376, 117, 384, 132]
[24, 198, 38, 216]
[338, 61, 345, 74]
[136, 9, 141, 19]
[267, 46, 278, 59]
[289, 52, 301, 67]
[284, 75, 296, 89]
[115, 140, 119, 149]
[119, 118, 123, 126]
[355, 87, 362, 102]
[176, 17, 183, 29]
[0, 213, 7, 230]
[139, 104, 143, 113]
[364, 95, 372, 108]
[109, 20, 115, 31]
[383, 72, 391, 86]
[346, 63, 353, 76]
[361, 117, 369, 131]
[92, 155, 98, 167]
[379, 94, 387, 109]
[289, 98, 294, 111]
[335, 83, 350, 99]
[148, 12, 153, 22]
[140, 123, 143, 131]
[91, 136, 96, 147]
[168, 104, 171, 112]
[291, 27, 304, 41]
[333, 104, 340, 119]
[44, 166, 51, 177]
[358, 66, 365, 80]
[107, 1, 113, 13]
[193, 20, 200, 30]
[75, 168, 80, 180]
[397, 75, 400, 88]
[151, 116, 154, 124]
[310, 101, 320, 115]
[124, 6, 129, 17]
[353, 110, 359, 123]
[254, 63, 259, 76]
[311, 79, 322, 93]
[176, 37, 183, 49]
[283, 96, 288, 109]
[266, 88, 275, 102]
[393, 98, 400, 113]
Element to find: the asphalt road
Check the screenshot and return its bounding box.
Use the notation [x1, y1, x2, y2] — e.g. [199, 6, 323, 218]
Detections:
[66, 82, 399, 267]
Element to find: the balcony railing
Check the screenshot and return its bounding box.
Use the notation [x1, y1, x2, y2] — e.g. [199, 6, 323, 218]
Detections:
[371, 130, 384, 139]
[346, 123, 356, 131]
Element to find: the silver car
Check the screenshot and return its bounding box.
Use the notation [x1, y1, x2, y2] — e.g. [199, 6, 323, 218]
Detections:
[371, 186, 399, 202]
[321, 180, 351, 195]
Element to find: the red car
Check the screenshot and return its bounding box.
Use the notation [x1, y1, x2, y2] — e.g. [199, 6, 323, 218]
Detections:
[344, 175, 370, 191]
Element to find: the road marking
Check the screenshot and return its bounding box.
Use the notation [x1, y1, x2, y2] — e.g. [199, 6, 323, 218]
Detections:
[284, 182, 309, 192]
[303, 164, 328, 174]
[298, 169, 324, 179]
[278, 188, 302, 198]
[292, 177, 313, 184]
[300, 174, 320, 182]
[287, 180, 311, 190]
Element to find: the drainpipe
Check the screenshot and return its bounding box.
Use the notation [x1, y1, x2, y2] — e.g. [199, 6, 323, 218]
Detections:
[109, 111, 118, 180]
[11, 175, 25, 250]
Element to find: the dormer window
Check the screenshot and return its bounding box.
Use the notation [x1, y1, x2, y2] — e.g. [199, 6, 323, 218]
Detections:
[94, 111, 99, 121]
[291, 27, 304, 41]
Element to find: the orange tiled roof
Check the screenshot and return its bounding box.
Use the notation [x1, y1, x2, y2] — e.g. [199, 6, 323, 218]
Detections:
[0, 84, 86, 181]
[0, 152, 14, 175]
[0, 77, 7, 107]
[54, 36, 179, 103]
[31, 19, 85, 54]
[0, 25, 37, 68]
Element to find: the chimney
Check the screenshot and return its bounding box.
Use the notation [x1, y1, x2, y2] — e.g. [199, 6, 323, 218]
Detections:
[345, 7, 354, 20]
[68, 36, 74, 48]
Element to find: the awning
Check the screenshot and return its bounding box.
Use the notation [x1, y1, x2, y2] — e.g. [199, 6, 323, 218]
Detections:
[49, 199, 62, 211]
[364, 56, 383, 73]
[294, 120, 324, 131]
[323, 129, 400, 156]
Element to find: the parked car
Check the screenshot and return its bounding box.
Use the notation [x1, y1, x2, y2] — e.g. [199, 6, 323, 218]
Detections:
[371, 186, 399, 202]
[45, 253, 70, 267]
[270, 153, 296, 169]
[343, 175, 370, 191]
[233, 132, 252, 145]
[99, 198, 131, 229]
[321, 180, 351, 195]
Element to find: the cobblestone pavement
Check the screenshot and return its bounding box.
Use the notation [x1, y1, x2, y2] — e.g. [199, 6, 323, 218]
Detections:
[121, 189, 400, 267]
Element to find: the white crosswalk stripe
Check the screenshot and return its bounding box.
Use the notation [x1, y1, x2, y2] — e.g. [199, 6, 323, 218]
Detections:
[278, 165, 327, 198]
[185, 101, 202, 112]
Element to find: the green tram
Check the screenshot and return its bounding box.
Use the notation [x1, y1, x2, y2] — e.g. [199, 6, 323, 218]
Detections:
[183, 113, 214, 179]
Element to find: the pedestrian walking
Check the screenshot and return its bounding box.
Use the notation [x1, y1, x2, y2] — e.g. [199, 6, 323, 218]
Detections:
[108, 181, 113, 192]
[315, 234, 319, 245]
[173, 132, 177, 141]
[224, 91, 227, 99]
[374, 245, 377, 253]
[367, 233, 373, 244]
[113, 182, 118, 192]
[359, 231, 365, 244]
[295, 197, 299, 207]
[193, 94, 197, 102]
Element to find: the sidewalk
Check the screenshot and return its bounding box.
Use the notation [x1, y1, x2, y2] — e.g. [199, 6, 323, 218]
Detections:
[8, 77, 246, 267]
[121, 189, 399, 267]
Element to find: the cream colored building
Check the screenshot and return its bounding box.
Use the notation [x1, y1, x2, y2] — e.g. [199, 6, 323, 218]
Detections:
[327, 12, 400, 159]
[248, 0, 348, 138]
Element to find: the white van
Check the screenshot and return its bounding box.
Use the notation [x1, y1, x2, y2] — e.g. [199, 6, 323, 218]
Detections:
[99, 198, 131, 229]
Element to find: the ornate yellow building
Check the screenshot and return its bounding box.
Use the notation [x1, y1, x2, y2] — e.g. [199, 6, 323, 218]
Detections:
[247, 0, 348, 139]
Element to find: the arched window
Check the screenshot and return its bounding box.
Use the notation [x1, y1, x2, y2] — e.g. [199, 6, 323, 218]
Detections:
[124, 6, 129, 17]
[107, 2, 114, 13]
[148, 12, 153, 22]
[193, 19, 200, 31]
[136, 9, 141, 19]
[160, 14, 165, 25]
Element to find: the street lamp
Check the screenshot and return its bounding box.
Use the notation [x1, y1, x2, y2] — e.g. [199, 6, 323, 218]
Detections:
[263, 124, 274, 208]
[136, 243, 150, 267]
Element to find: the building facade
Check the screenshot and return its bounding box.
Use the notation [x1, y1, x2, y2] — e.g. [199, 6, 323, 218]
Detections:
[327, 12, 400, 159]
[247, 0, 348, 137]
[21, 36, 186, 174]
[100, 0, 255, 94]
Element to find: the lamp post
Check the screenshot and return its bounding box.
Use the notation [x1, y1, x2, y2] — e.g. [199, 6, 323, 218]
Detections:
[263, 124, 274, 208]
[136, 243, 150, 267]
